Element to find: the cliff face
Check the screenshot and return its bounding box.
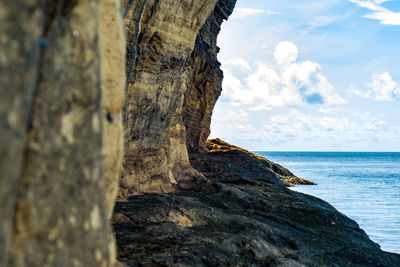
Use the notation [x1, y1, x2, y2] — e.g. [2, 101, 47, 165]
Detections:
[0, 1, 124, 266]
[183, 0, 236, 153]
[121, 0, 230, 195]
[2, 1, 400, 266]
[100, 0, 126, 219]
[1, 0, 232, 265]
[113, 1, 400, 265]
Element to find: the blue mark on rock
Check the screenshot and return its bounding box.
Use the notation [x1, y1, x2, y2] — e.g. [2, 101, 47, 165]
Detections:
[39, 38, 48, 48]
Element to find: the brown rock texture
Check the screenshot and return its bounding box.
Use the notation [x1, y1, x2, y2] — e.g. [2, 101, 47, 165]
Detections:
[0, 1, 43, 264]
[113, 1, 400, 264]
[1, 0, 400, 266]
[201, 139, 315, 187]
[0, 0, 125, 266]
[99, 0, 126, 219]
[121, 0, 221, 195]
[183, 0, 236, 154]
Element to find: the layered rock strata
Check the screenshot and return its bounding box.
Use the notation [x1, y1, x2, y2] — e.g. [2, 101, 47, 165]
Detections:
[121, 0, 229, 195]
[0, 1, 125, 266]
[113, 1, 400, 264]
[2, 0, 400, 266]
[183, 0, 237, 154]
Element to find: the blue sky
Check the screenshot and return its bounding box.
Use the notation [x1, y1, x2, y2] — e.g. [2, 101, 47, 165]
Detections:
[210, 0, 400, 151]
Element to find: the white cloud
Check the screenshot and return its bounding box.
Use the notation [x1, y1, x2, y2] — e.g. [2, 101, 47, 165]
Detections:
[221, 41, 346, 110]
[354, 72, 400, 101]
[263, 110, 355, 140]
[355, 112, 387, 130]
[259, 110, 394, 148]
[274, 41, 298, 65]
[230, 8, 279, 19]
[212, 105, 250, 123]
[349, 0, 400, 25]
[210, 104, 399, 151]
[222, 58, 251, 71]
[209, 103, 256, 141]
[307, 12, 354, 29]
[231, 8, 265, 19]
[318, 106, 343, 114]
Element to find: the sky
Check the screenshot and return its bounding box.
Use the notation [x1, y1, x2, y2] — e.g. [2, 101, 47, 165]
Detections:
[210, 0, 400, 151]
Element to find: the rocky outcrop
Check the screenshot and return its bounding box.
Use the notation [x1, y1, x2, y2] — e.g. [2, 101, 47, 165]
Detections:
[2, 0, 400, 266]
[121, 0, 227, 195]
[183, 0, 236, 153]
[113, 140, 400, 266]
[195, 139, 315, 187]
[0, 1, 125, 266]
[113, 1, 400, 264]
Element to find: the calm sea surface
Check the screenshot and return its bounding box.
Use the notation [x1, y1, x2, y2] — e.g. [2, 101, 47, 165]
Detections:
[255, 151, 400, 254]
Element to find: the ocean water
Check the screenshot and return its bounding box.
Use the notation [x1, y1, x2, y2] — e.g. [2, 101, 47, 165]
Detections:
[255, 151, 400, 254]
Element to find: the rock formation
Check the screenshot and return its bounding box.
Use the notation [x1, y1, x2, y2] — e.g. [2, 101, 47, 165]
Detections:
[121, 0, 224, 195]
[1, 0, 400, 266]
[113, 139, 400, 266]
[113, 0, 400, 265]
[0, 1, 124, 266]
[201, 139, 315, 187]
[183, 0, 236, 154]
[100, 0, 126, 219]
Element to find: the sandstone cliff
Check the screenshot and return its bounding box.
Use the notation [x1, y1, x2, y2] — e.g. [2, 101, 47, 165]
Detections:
[121, 0, 222, 195]
[0, 1, 125, 266]
[183, 0, 237, 154]
[113, 0, 400, 265]
[1, 0, 400, 266]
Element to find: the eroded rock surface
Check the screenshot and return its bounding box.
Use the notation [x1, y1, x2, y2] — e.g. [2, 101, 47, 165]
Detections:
[202, 139, 315, 186]
[121, 0, 225, 195]
[100, 0, 126, 219]
[183, 0, 236, 154]
[0, 1, 125, 266]
[113, 139, 400, 266]
[2, 0, 400, 266]
[0, 1, 43, 264]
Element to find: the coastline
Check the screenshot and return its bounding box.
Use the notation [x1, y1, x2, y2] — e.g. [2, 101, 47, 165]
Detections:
[112, 139, 400, 266]
[1, 0, 399, 265]
[263, 151, 400, 254]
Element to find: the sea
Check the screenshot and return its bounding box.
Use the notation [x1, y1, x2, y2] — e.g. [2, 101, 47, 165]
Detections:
[255, 151, 400, 254]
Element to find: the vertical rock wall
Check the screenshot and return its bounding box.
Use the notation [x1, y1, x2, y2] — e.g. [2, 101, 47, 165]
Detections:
[183, 0, 236, 153]
[0, 0, 125, 266]
[121, 0, 220, 195]
[0, 0, 236, 265]
[0, 1, 43, 264]
[99, 0, 126, 219]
